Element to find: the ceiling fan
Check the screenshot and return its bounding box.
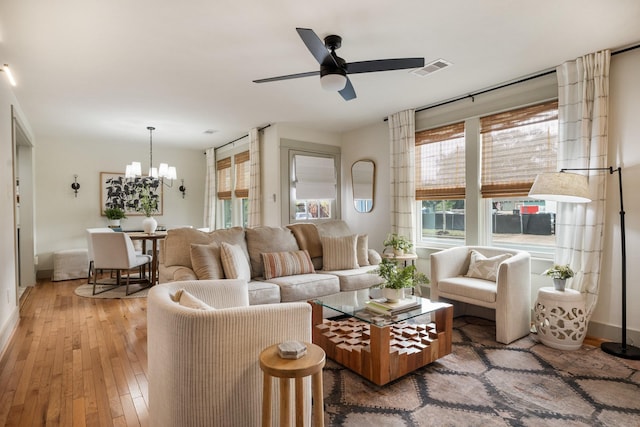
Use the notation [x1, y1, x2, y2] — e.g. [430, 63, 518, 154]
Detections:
[253, 28, 425, 101]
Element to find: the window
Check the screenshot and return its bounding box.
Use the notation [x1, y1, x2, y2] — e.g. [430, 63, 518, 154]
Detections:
[415, 122, 466, 241]
[481, 101, 558, 249]
[415, 98, 559, 254]
[293, 154, 335, 221]
[216, 148, 250, 228]
[280, 139, 341, 224]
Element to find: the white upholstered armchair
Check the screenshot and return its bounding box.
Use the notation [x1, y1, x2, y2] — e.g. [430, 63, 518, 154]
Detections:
[147, 280, 312, 427]
[430, 246, 531, 344]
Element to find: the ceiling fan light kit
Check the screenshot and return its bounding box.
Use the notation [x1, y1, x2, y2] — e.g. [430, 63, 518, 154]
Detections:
[253, 28, 425, 101]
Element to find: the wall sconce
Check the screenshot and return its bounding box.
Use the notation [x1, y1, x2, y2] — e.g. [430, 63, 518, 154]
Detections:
[179, 179, 186, 198]
[71, 174, 80, 197]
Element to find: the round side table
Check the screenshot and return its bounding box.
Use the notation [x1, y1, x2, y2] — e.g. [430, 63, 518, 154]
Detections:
[259, 342, 325, 427]
[534, 287, 587, 350]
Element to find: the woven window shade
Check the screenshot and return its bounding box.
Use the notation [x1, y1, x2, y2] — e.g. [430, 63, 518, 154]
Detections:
[234, 151, 250, 198]
[216, 157, 232, 200]
[480, 101, 558, 198]
[415, 122, 466, 200]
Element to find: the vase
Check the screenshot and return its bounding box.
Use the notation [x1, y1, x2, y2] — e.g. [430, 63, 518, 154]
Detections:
[383, 287, 404, 303]
[553, 278, 566, 291]
[142, 216, 158, 234]
[108, 219, 121, 228]
[393, 248, 404, 257]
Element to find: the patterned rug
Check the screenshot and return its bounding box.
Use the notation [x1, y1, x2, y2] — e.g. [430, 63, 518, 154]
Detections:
[323, 317, 640, 426]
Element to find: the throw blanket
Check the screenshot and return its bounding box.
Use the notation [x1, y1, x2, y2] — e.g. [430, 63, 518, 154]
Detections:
[287, 224, 323, 258]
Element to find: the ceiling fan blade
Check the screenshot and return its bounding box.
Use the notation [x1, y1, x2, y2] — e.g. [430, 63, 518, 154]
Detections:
[346, 58, 425, 74]
[296, 28, 338, 67]
[339, 78, 356, 101]
[253, 71, 319, 83]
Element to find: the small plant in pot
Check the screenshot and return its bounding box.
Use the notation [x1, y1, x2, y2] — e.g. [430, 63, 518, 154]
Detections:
[383, 233, 413, 256]
[373, 258, 429, 302]
[543, 264, 575, 291]
[104, 207, 126, 228]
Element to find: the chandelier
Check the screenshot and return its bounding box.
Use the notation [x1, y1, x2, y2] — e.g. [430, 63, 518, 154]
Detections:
[125, 126, 177, 184]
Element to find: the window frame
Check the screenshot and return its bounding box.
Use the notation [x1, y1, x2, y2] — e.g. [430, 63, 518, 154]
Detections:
[215, 142, 250, 229]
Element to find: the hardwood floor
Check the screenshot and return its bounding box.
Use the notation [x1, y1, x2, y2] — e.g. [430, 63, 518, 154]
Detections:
[0, 278, 149, 427]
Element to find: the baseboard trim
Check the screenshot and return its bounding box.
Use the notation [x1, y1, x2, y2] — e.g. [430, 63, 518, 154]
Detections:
[587, 320, 640, 346]
[0, 305, 19, 362]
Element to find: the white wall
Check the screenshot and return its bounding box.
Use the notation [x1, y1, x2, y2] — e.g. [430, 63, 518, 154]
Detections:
[34, 137, 206, 273]
[0, 81, 33, 355]
[341, 121, 390, 254]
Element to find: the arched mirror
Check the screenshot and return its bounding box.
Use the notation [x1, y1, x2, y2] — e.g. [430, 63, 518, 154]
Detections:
[352, 160, 375, 213]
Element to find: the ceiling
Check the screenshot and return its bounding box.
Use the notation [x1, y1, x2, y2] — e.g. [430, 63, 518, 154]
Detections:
[1, 0, 639, 150]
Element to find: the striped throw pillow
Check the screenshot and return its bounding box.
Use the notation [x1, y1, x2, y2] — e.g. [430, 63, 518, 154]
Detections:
[220, 242, 251, 282]
[261, 250, 315, 280]
[320, 235, 359, 271]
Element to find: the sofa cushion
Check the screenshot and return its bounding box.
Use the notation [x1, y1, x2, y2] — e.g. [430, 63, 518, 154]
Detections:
[246, 226, 299, 278]
[323, 264, 384, 292]
[220, 242, 252, 282]
[321, 234, 359, 271]
[247, 280, 281, 305]
[465, 249, 512, 282]
[438, 276, 497, 304]
[164, 227, 247, 268]
[287, 223, 323, 258]
[262, 250, 315, 280]
[315, 220, 352, 237]
[190, 243, 224, 280]
[266, 273, 340, 302]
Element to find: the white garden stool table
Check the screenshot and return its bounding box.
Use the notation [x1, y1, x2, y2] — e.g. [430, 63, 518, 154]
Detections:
[534, 287, 587, 350]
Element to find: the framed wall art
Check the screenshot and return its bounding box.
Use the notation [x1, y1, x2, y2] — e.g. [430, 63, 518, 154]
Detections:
[100, 172, 163, 216]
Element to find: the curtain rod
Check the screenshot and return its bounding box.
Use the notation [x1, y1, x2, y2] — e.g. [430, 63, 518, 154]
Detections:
[209, 124, 271, 153]
[384, 42, 640, 120]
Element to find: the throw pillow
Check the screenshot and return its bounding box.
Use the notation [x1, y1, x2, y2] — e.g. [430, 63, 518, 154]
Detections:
[320, 234, 359, 271]
[172, 289, 214, 310]
[190, 243, 224, 280]
[261, 250, 315, 280]
[356, 234, 370, 266]
[465, 250, 512, 281]
[220, 242, 252, 282]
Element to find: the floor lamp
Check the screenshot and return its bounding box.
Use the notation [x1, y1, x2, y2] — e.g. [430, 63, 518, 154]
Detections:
[529, 166, 640, 360]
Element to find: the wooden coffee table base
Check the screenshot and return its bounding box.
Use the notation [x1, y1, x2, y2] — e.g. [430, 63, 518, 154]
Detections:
[310, 302, 453, 386]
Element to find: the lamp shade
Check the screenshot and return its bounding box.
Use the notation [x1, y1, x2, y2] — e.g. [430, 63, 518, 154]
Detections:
[528, 172, 591, 203]
[320, 73, 347, 91]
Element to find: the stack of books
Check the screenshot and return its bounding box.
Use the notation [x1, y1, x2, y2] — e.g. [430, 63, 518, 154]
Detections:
[364, 298, 421, 315]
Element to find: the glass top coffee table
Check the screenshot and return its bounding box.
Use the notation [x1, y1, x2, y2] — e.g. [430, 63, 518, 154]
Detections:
[310, 296, 453, 386]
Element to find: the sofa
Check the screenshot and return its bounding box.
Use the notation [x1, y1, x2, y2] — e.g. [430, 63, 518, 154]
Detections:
[158, 220, 384, 305]
[147, 279, 312, 426]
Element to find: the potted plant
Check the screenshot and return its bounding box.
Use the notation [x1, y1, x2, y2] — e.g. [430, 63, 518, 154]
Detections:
[383, 233, 413, 256]
[137, 185, 159, 234]
[543, 264, 575, 291]
[373, 258, 429, 302]
[104, 207, 126, 228]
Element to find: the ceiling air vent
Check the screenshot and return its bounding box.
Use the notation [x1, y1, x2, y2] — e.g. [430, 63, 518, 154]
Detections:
[411, 59, 452, 77]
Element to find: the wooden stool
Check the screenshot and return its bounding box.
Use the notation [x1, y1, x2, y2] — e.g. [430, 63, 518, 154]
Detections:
[259, 342, 325, 427]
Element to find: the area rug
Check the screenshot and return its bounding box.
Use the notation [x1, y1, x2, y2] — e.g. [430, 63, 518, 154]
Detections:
[323, 317, 640, 426]
[74, 283, 149, 299]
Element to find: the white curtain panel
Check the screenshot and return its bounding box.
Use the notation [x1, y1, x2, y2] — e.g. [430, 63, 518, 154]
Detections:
[556, 50, 610, 319]
[247, 128, 261, 227]
[204, 147, 216, 230]
[388, 109, 416, 244]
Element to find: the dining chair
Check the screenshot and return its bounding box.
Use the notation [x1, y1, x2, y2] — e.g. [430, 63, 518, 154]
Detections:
[90, 232, 153, 295]
[86, 227, 114, 284]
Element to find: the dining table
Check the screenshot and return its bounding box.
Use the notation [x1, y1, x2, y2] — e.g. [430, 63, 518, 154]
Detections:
[126, 231, 168, 286]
